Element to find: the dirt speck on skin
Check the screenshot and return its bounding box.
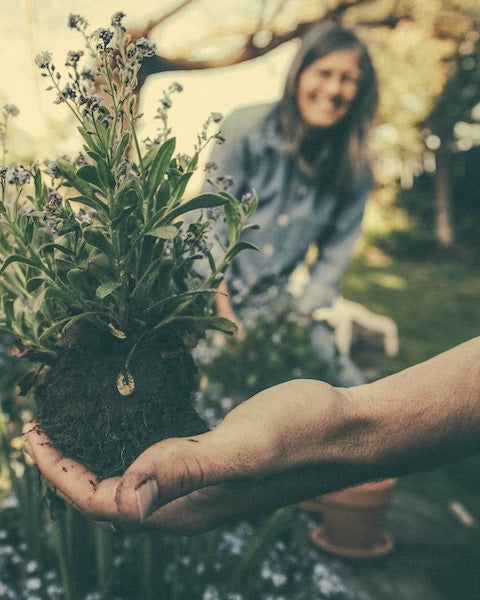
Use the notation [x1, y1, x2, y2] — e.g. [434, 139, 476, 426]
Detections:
[135, 477, 155, 491]
[34, 325, 208, 479]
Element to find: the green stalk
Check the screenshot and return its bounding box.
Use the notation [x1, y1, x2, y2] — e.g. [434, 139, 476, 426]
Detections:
[95, 526, 114, 600]
[136, 532, 154, 600]
[51, 509, 81, 600]
[171, 535, 182, 600]
[0, 413, 44, 560]
[228, 506, 296, 597]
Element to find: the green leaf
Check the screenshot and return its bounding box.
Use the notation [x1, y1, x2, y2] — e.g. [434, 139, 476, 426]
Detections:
[66, 268, 93, 296]
[32, 287, 46, 313]
[145, 288, 216, 320]
[66, 194, 106, 215]
[145, 137, 176, 197]
[87, 253, 116, 282]
[160, 193, 227, 224]
[113, 132, 131, 164]
[224, 241, 258, 263]
[188, 152, 199, 172]
[44, 285, 78, 303]
[224, 202, 239, 243]
[78, 126, 102, 154]
[146, 225, 178, 240]
[82, 227, 115, 258]
[0, 227, 11, 254]
[24, 219, 34, 245]
[1, 296, 14, 325]
[172, 171, 193, 200]
[0, 255, 43, 277]
[38, 243, 76, 256]
[168, 315, 238, 334]
[34, 168, 44, 201]
[77, 164, 103, 188]
[111, 185, 141, 225]
[96, 281, 122, 299]
[96, 158, 115, 189]
[57, 160, 95, 197]
[154, 180, 170, 212]
[26, 277, 45, 293]
[85, 149, 104, 163]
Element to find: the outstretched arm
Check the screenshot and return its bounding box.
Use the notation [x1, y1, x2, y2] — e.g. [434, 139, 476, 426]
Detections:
[24, 336, 480, 535]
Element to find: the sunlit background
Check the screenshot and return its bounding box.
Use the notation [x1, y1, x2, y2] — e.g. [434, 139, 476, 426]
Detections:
[0, 0, 296, 160]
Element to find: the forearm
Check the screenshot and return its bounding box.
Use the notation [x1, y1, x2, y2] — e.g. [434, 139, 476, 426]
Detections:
[229, 336, 480, 493]
[214, 279, 234, 317]
[333, 337, 480, 483]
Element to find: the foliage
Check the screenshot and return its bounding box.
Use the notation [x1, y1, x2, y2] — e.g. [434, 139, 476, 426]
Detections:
[365, 227, 440, 261]
[0, 13, 257, 382]
[200, 303, 331, 401]
[342, 254, 480, 371]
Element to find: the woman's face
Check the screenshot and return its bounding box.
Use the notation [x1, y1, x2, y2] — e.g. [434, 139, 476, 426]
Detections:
[297, 49, 361, 128]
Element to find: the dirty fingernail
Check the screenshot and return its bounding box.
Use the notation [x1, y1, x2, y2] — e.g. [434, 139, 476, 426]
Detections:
[135, 478, 159, 522]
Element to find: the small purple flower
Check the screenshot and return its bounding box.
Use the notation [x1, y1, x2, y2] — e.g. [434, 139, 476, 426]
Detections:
[44, 218, 58, 234]
[3, 104, 19, 117]
[65, 50, 84, 67]
[134, 37, 157, 58]
[92, 28, 114, 49]
[160, 97, 172, 110]
[116, 158, 139, 183]
[6, 164, 31, 185]
[35, 51, 53, 69]
[45, 160, 60, 179]
[46, 190, 63, 210]
[62, 86, 77, 100]
[111, 12, 126, 27]
[68, 14, 87, 30]
[76, 208, 92, 224]
[217, 174, 235, 189]
[205, 161, 218, 172]
[75, 152, 88, 165]
[210, 112, 223, 123]
[80, 94, 105, 112]
[81, 69, 96, 82]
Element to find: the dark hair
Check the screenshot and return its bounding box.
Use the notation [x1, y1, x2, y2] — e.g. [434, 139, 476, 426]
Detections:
[274, 21, 379, 193]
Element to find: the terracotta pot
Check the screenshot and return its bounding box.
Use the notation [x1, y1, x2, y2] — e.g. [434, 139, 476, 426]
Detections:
[300, 479, 396, 559]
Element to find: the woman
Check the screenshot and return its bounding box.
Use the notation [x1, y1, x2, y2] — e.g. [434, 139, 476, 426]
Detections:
[205, 21, 379, 386]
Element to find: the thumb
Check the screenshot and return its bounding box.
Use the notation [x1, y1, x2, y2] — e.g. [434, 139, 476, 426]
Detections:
[115, 431, 225, 522]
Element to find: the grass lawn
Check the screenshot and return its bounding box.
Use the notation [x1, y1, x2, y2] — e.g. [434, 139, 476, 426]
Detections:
[343, 252, 480, 597]
[343, 253, 480, 372]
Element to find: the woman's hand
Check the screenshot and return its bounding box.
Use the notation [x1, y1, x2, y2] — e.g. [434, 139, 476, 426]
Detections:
[214, 279, 245, 341]
[23, 379, 350, 534]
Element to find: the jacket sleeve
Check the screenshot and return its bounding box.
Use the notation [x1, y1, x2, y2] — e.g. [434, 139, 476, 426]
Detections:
[295, 189, 369, 314]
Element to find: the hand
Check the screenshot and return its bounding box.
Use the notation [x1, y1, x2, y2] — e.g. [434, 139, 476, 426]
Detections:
[24, 337, 480, 535]
[23, 379, 350, 535]
[214, 279, 245, 341]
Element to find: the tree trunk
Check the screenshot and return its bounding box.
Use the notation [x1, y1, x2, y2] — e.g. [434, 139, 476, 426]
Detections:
[434, 150, 454, 247]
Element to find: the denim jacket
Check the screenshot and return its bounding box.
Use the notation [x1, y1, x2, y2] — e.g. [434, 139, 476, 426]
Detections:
[202, 103, 371, 315]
